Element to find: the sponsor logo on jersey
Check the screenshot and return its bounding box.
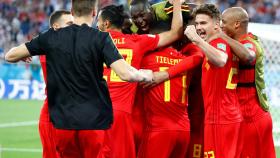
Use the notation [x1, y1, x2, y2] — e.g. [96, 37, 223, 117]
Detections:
[147, 34, 156, 38]
[243, 43, 253, 49]
[217, 43, 226, 51]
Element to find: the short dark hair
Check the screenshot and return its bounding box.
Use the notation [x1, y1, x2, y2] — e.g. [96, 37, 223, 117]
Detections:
[100, 5, 129, 29]
[130, 0, 150, 6]
[130, 0, 151, 10]
[49, 10, 71, 26]
[193, 4, 221, 21]
[72, 0, 97, 17]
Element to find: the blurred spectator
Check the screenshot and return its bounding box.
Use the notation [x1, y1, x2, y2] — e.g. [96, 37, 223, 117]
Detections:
[274, 3, 280, 23]
[0, 48, 4, 62]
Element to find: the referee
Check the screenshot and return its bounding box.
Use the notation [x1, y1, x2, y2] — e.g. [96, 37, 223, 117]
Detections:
[4, 0, 153, 158]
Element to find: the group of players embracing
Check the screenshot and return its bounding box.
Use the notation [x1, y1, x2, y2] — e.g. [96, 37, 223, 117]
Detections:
[5, 0, 276, 158]
[99, 0, 276, 158]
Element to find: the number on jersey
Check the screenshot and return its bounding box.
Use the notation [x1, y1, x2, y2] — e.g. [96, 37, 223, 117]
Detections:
[159, 67, 187, 103]
[104, 49, 133, 82]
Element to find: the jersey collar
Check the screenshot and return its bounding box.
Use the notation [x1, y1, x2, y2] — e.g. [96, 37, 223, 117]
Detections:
[239, 32, 254, 41]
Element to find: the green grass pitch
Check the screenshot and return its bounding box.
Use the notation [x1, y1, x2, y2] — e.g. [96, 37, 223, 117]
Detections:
[0, 99, 279, 158]
[0, 99, 43, 158]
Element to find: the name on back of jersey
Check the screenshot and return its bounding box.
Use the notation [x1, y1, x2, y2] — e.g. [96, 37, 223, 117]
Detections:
[156, 56, 182, 65]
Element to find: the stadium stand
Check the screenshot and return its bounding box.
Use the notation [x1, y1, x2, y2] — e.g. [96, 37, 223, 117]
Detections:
[0, 0, 279, 54]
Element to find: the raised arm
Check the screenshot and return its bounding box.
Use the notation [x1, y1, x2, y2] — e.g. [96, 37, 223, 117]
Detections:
[156, 0, 183, 48]
[220, 32, 255, 64]
[185, 25, 228, 67]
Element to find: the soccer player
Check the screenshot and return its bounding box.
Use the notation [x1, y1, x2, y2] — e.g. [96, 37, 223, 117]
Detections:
[97, 1, 183, 157]
[5, 0, 154, 158]
[130, 0, 195, 34]
[131, 2, 204, 153]
[184, 4, 243, 158]
[177, 41, 205, 158]
[220, 7, 276, 158]
[170, 40, 205, 158]
[140, 48, 189, 158]
[39, 10, 73, 158]
[129, 1, 206, 156]
[187, 66, 204, 158]
[142, 40, 205, 158]
[131, 86, 145, 154]
[139, 39, 205, 158]
[137, 24, 201, 158]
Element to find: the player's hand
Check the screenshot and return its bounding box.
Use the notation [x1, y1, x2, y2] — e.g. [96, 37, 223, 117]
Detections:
[184, 25, 201, 43]
[139, 69, 154, 82]
[211, 27, 225, 41]
[21, 57, 32, 63]
[141, 71, 169, 88]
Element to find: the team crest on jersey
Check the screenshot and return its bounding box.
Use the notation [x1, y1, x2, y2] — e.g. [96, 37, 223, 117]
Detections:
[147, 34, 156, 38]
[217, 43, 226, 51]
[243, 43, 253, 49]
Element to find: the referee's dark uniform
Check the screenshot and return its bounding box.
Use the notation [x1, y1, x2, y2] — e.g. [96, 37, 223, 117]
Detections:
[25, 23, 123, 157]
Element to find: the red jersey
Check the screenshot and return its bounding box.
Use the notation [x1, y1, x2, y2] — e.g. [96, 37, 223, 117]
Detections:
[39, 55, 49, 121]
[202, 38, 242, 124]
[103, 30, 159, 113]
[141, 47, 190, 131]
[238, 33, 266, 121]
[238, 33, 257, 85]
[40, 55, 47, 83]
[181, 43, 204, 57]
[181, 43, 204, 116]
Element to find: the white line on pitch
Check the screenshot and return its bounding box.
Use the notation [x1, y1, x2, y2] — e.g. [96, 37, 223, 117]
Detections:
[0, 121, 38, 128]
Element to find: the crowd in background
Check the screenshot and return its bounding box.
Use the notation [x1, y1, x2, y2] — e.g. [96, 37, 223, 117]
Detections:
[0, 0, 280, 62]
